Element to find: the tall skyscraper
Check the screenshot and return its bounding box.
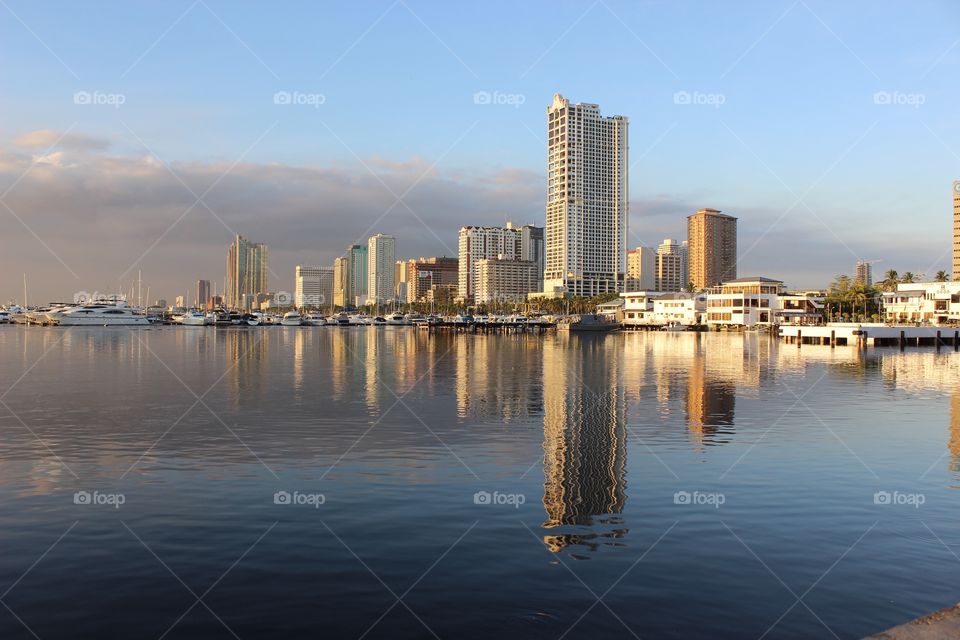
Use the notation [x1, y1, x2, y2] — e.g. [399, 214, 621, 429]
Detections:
[346, 244, 368, 307]
[333, 257, 348, 308]
[521, 224, 545, 292]
[197, 280, 210, 308]
[366, 234, 396, 305]
[543, 93, 628, 297]
[656, 239, 688, 292]
[625, 247, 656, 291]
[953, 180, 960, 279]
[295, 265, 333, 308]
[854, 260, 873, 286]
[687, 209, 737, 290]
[458, 223, 542, 302]
[226, 235, 268, 310]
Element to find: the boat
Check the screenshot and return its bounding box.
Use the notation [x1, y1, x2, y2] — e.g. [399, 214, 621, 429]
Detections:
[304, 313, 327, 326]
[332, 312, 351, 326]
[179, 311, 209, 326]
[280, 311, 304, 326]
[662, 322, 688, 332]
[386, 312, 408, 325]
[348, 313, 372, 325]
[47, 301, 150, 326]
[557, 314, 620, 332]
[453, 314, 475, 325]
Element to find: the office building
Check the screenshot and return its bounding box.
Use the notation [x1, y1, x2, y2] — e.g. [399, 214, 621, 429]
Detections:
[367, 234, 396, 305]
[687, 208, 737, 290]
[626, 247, 656, 291]
[542, 93, 628, 297]
[346, 244, 368, 307]
[333, 257, 348, 308]
[953, 180, 960, 279]
[458, 223, 541, 303]
[407, 257, 459, 303]
[656, 239, 688, 292]
[474, 257, 539, 305]
[197, 280, 210, 309]
[226, 235, 268, 310]
[295, 265, 333, 309]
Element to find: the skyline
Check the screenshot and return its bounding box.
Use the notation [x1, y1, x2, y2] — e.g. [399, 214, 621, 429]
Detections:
[2, 1, 959, 302]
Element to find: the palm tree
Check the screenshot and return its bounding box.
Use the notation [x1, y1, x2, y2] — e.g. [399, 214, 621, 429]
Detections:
[936, 270, 949, 282]
[880, 269, 899, 292]
[900, 272, 915, 284]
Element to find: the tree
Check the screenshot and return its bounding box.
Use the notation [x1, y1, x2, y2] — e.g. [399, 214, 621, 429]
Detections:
[879, 269, 899, 292]
[936, 270, 949, 282]
[900, 272, 915, 284]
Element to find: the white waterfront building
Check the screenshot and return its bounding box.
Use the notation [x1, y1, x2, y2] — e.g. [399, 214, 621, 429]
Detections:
[705, 277, 784, 327]
[542, 93, 628, 298]
[367, 234, 396, 305]
[620, 291, 705, 326]
[882, 281, 960, 324]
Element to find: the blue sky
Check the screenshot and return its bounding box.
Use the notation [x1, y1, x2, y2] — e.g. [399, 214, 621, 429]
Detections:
[1, 0, 959, 300]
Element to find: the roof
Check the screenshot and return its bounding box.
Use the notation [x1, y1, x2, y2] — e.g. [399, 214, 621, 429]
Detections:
[722, 276, 783, 284]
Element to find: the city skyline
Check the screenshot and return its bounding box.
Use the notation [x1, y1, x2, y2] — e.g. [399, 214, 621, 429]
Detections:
[1, 2, 959, 302]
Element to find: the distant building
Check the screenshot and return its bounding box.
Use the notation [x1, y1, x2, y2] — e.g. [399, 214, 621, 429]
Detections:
[656, 239, 688, 292]
[394, 260, 410, 303]
[625, 247, 656, 291]
[407, 257, 459, 303]
[197, 280, 210, 309]
[521, 225, 545, 292]
[953, 181, 960, 279]
[542, 93, 628, 298]
[687, 208, 737, 290]
[854, 260, 873, 286]
[155, 299, 167, 309]
[226, 235, 268, 310]
[474, 257, 538, 305]
[346, 244, 368, 307]
[295, 265, 333, 309]
[458, 223, 541, 303]
[333, 257, 348, 308]
[174, 295, 185, 309]
[367, 234, 396, 305]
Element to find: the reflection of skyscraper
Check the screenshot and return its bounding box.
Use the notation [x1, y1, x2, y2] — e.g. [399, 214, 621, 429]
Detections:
[542, 337, 627, 551]
[686, 343, 735, 446]
[951, 392, 960, 473]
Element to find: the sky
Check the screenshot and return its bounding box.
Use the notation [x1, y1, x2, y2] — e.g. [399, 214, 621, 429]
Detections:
[1, 0, 959, 303]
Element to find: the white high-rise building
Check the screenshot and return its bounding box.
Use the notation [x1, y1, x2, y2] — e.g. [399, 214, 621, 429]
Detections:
[656, 239, 689, 292]
[953, 180, 960, 279]
[542, 93, 628, 297]
[367, 234, 396, 305]
[458, 222, 542, 303]
[295, 265, 333, 309]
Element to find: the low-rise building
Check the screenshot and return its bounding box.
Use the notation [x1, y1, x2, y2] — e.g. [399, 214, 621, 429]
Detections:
[620, 291, 664, 325]
[652, 292, 706, 326]
[882, 281, 960, 324]
[775, 292, 825, 325]
[706, 277, 784, 327]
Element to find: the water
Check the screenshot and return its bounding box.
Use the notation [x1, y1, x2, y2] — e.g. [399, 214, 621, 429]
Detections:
[1, 326, 958, 639]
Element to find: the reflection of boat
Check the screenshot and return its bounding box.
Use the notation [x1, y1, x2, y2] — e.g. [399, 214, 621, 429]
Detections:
[280, 311, 304, 326]
[48, 302, 150, 326]
[557, 314, 619, 332]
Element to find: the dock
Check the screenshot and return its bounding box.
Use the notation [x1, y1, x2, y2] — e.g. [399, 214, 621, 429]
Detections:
[781, 323, 960, 349]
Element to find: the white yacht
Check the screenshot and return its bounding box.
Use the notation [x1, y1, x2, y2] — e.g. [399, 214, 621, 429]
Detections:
[48, 302, 150, 326]
[386, 312, 408, 325]
[304, 313, 327, 326]
[179, 311, 210, 326]
[348, 313, 372, 325]
[280, 311, 304, 326]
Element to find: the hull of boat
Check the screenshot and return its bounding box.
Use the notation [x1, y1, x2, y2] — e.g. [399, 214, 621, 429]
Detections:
[53, 316, 150, 326]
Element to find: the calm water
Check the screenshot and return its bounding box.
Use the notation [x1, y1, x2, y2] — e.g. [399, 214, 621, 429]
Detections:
[1, 326, 959, 639]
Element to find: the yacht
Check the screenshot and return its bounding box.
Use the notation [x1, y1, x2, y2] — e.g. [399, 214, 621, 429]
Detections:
[280, 311, 304, 326]
[179, 311, 209, 326]
[557, 314, 620, 333]
[48, 302, 150, 326]
[348, 313, 372, 325]
[386, 312, 408, 325]
[0, 311, 10, 324]
[304, 313, 327, 326]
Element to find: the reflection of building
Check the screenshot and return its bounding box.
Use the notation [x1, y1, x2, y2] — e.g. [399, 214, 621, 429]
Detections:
[542, 338, 627, 551]
[226, 235, 268, 310]
[686, 344, 735, 446]
[687, 208, 736, 289]
[951, 392, 960, 473]
[542, 93, 628, 298]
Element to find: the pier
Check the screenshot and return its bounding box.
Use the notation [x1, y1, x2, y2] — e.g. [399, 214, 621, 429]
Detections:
[780, 323, 960, 349]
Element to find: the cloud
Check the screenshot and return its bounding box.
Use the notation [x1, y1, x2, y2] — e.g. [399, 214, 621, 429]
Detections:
[13, 130, 111, 152]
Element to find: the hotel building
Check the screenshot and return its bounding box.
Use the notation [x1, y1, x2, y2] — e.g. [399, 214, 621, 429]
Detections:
[226, 235, 268, 310]
[458, 223, 542, 303]
[474, 257, 539, 305]
[333, 257, 348, 308]
[625, 246, 656, 291]
[346, 244, 368, 307]
[543, 93, 628, 298]
[406, 257, 459, 303]
[366, 233, 396, 305]
[295, 265, 333, 309]
[953, 180, 960, 278]
[656, 239, 688, 292]
[687, 208, 737, 290]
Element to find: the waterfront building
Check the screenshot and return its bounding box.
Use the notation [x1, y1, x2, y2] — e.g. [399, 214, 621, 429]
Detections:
[775, 292, 825, 325]
[226, 235, 268, 310]
[474, 257, 539, 305]
[542, 93, 628, 298]
[626, 247, 656, 291]
[687, 209, 737, 290]
[882, 281, 960, 324]
[197, 280, 210, 309]
[408, 257, 459, 303]
[854, 260, 873, 286]
[367, 234, 396, 305]
[652, 292, 707, 326]
[458, 223, 540, 303]
[333, 257, 348, 308]
[705, 277, 783, 327]
[620, 291, 663, 325]
[346, 244, 368, 307]
[656, 239, 688, 292]
[295, 265, 333, 309]
[954, 180, 960, 279]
